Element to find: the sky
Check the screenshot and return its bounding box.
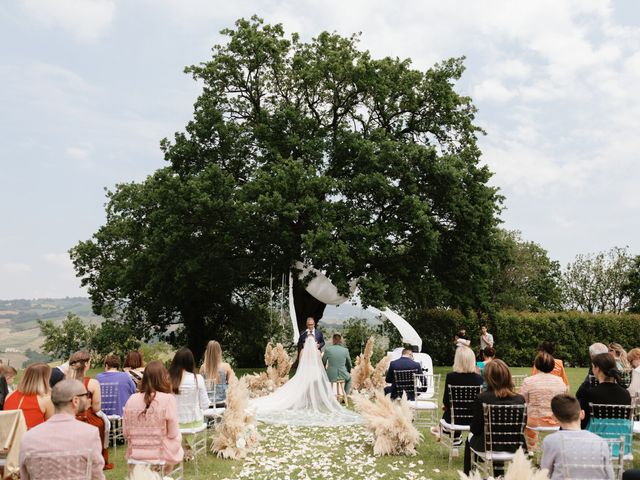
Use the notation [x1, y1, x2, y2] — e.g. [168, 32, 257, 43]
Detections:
[1, 0, 640, 299]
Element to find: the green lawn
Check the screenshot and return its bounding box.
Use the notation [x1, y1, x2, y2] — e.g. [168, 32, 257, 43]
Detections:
[102, 366, 623, 480]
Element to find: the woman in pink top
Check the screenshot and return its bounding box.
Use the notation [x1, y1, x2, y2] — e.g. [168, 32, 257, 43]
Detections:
[520, 351, 568, 449]
[123, 361, 183, 472]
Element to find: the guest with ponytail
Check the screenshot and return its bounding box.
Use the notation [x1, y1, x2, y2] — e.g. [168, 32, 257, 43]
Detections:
[579, 352, 631, 429]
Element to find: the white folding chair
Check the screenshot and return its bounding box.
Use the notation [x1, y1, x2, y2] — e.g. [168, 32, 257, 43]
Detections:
[560, 434, 623, 480]
[407, 373, 440, 427]
[100, 382, 124, 452]
[393, 369, 418, 399]
[124, 407, 184, 480]
[588, 403, 635, 466]
[438, 384, 482, 465]
[176, 384, 208, 474]
[470, 403, 527, 478]
[512, 375, 529, 391]
[23, 450, 93, 480]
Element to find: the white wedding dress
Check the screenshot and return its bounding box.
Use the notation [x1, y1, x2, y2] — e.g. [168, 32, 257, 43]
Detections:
[250, 336, 361, 426]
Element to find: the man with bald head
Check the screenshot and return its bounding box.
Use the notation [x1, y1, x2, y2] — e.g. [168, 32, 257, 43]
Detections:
[19, 379, 105, 479]
[575, 342, 609, 408]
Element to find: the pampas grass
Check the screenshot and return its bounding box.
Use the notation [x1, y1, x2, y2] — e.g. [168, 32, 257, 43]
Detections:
[211, 376, 259, 459]
[352, 390, 422, 456]
[370, 355, 391, 391]
[245, 342, 292, 397]
[458, 448, 549, 480]
[127, 464, 163, 480]
[351, 336, 375, 392]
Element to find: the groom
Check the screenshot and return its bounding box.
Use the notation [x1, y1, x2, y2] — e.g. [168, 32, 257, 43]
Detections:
[297, 317, 325, 350]
[322, 333, 352, 394]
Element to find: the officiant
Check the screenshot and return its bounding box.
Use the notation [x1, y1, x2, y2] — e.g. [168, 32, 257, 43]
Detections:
[297, 317, 325, 350]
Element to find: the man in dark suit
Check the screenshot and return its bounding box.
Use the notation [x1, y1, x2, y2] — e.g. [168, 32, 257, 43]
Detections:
[385, 347, 422, 399]
[297, 317, 325, 351]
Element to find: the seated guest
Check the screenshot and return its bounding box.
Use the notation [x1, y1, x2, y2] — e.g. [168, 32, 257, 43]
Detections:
[95, 353, 137, 417]
[123, 360, 183, 472]
[199, 340, 236, 405]
[431, 346, 483, 443]
[576, 342, 609, 405]
[123, 350, 145, 387]
[476, 346, 495, 378]
[384, 347, 422, 399]
[520, 351, 568, 449]
[579, 352, 631, 429]
[19, 379, 105, 480]
[541, 394, 613, 480]
[169, 348, 209, 426]
[626, 348, 640, 397]
[608, 342, 631, 370]
[1, 365, 17, 392]
[0, 375, 8, 410]
[49, 362, 68, 388]
[463, 359, 525, 476]
[68, 351, 112, 469]
[531, 341, 569, 386]
[3, 363, 54, 429]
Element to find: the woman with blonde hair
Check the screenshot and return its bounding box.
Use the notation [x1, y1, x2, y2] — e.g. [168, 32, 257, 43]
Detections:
[199, 340, 235, 405]
[608, 342, 631, 370]
[431, 346, 482, 443]
[3, 363, 54, 429]
[68, 350, 112, 469]
[627, 348, 640, 397]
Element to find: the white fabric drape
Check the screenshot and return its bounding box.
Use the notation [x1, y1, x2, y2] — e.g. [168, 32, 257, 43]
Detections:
[250, 337, 361, 426]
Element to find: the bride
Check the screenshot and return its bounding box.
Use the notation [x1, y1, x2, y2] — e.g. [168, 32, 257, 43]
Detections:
[250, 336, 361, 426]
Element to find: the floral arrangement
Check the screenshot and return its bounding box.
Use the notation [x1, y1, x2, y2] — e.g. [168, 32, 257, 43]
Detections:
[245, 342, 292, 397]
[351, 336, 375, 391]
[211, 376, 259, 459]
[352, 389, 422, 456]
[458, 448, 549, 480]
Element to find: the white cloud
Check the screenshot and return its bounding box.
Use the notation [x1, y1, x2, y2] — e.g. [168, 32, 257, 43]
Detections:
[43, 253, 73, 271]
[66, 145, 91, 161]
[19, 0, 116, 41]
[1, 262, 32, 274]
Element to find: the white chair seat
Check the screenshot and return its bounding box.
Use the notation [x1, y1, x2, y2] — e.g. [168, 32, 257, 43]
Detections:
[417, 392, 434, 400]
[128, 458, 167, 466]
[633, 421, 640, 434]
[526, 425, 560, 433]
[179, 423, 207, 434]
[203, 408, 225, 418]
[471, 447, 517, 462]
[407, 400, 438, 410]
[440, 419, 471, 432]
[106, 414, 122, 421]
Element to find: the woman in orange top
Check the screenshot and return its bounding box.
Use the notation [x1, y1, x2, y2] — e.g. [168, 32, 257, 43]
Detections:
[3, 363, 54, 429]
[68, 350, 112, 470]
[531, 341, 569, 387]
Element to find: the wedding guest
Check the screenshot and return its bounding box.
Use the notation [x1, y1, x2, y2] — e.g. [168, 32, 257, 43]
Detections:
[541, 394, 613, 480]
[384, 347, 422, 400]
[68, 351, 112, 469]
[454, 329, 471, 348]
[199, 340, 235, 405]
[95, 353, 137, 416]
[626, 348, 640, 397]
[3, 363, 54, 429]
[531, 341, 569, 386]
[576, 342, 609, 405]
[124, 350, 145, 387]
[608, 342, 631, 370]
[579, 352, 631, 429]
[1, 365, 17, 392]
[19, 379, 105, 480]
[0, 375, 8, 410]
[519, 351, 568, 449]
[476, 346, 495, 378]
[431, 346, 482, 443]
[463, 359, 526, 476]
[123, 361, 183, 472]
[49, 361, 69, 388]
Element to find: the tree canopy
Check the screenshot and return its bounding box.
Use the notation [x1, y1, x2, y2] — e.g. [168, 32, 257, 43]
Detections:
[71, 17, 504, 359]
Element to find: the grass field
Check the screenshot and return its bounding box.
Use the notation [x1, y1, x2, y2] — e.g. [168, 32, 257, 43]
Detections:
[98, 365, 640, 480]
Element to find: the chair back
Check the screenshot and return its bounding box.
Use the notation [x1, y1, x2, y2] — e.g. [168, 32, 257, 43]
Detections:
[393, 370, 417, 399]
[449, 385, 482, 426]
[204, 379, 217, 407]
[414, 373, 439, 400]
[100, 382, 121, 416]
[511, 375, 528, 390]
[123, 406, 167, 459]
[588, 403, 634, 456]
[24, 450, 92, 480]
[619, 369, 633, 389]
[176, 383, 204, 423]
[483, 403, 527, 454]
[560, 434, 621, 480]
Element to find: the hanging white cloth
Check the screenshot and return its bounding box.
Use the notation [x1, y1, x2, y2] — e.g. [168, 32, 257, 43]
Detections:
[250, 336, 361, 426]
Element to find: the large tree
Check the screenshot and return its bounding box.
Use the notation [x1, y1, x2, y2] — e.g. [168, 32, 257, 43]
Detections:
[71, 17, 504, 360]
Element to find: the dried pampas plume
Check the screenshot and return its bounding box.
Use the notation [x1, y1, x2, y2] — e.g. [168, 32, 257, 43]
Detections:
[458, 448, 549, 480]
[352, 390, 422, 456]
[351, 336, 375, 391]
[127, 464, 163, 480]
[211, 376, 259, 459]
[370, 355, 390, 391]
[245, 342, 292, 397]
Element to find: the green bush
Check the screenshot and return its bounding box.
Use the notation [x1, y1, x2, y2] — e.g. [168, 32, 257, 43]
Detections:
[408, 309, 640, 367]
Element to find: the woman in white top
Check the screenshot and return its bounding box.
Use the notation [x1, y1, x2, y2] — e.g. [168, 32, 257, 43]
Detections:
[168, 348, 209, 428]
[626, 348, 640, 398]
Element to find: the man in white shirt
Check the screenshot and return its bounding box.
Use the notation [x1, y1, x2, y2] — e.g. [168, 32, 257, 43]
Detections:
[479, 325, 494, 350]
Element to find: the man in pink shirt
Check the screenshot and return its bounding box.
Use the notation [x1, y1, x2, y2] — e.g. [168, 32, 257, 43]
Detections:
[19, 379, 105, 480]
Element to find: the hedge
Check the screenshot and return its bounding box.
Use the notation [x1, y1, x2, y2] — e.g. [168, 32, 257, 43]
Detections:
[409, 309, 640, 368]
